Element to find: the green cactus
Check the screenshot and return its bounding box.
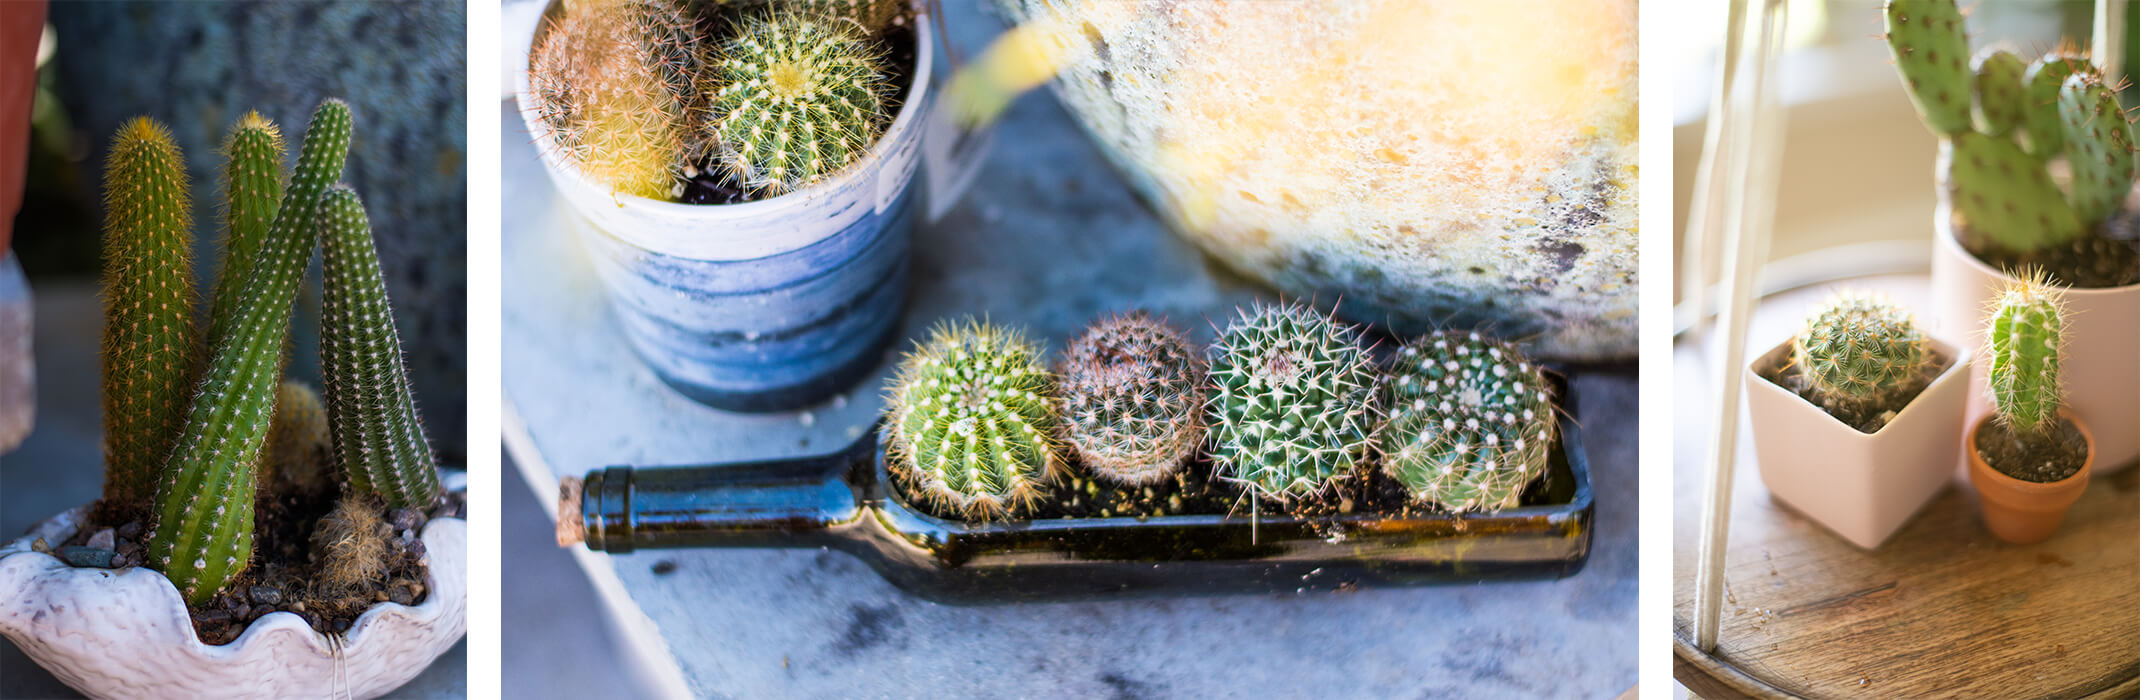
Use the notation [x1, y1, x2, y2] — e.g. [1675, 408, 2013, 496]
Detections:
[2057, 71, 2136, 225]
[882, 319, 1061, 520]
[259, 380, 333, 502]
[1940, 131, 2085, 254]
[98, 117, 201, 517]
[1054, 311, 1207, 486]
[1377, 331, 1555, 513]
[1205, 302, 1377, 501]
[318, 186, 444, 510]
[1789, 292, 1936, 425]
[2022, 51, 2085, 157]
[204, 112, 287, 353]
[527, 0, 710, 200]
[1986, 271, 2066, 437]
[147, 99, 350, 605]
[1971, 49, 2027, 138]
[1882, 0, 1973, 136]
[711, 11, 892, 193]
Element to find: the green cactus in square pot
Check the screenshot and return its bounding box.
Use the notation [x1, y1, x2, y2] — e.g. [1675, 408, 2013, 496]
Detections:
[1966, 272, 2093, 544]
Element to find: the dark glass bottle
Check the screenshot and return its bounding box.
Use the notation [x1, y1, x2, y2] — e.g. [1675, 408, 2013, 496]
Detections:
[561, 411, 1595, 603]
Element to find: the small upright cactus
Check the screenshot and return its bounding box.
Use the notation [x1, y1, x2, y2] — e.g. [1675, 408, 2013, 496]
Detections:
[1789, 292, 1935, 424]
[1986, 272, 2066, 437]
[1377, 331, 1555, 513]
[1054, 312, 1207, 486]
[99, 117, 200, 515]
[318, 186, 444, 510]
[711, 12, 891, 193]
[882, 319, 1060, 520]
[1205, 303, 1377, 501]
[528, 0, 710, 200]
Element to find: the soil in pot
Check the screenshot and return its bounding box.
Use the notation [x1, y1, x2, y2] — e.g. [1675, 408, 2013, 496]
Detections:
[1969, 219, 2140, 289]
[1973, 417, 2089, 484]
[1755, 346, 1955, 434]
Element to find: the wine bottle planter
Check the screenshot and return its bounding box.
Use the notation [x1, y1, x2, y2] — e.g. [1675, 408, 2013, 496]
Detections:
[1930, 201, 2140, 474]
[0, 503, 466, 700]
[1743, 335, 1972, 549]
[514, 1, 933, 413]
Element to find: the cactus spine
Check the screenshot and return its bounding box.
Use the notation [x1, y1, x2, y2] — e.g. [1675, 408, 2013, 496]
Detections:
[712, 12, 891, 193]
[205, 112, 287, 351]
[1377, 331, 1555, 513]
[1205, 303, 1377, 501]
[1789, 292, 1935, 424]
[98, 118, 200, 515]
[318, 186, 443, 509]
[883, 319, 1060, 520]
[147, 99, 350, 605]
[1986, 272, 2066, 436]
[1055, 312, 1207, 486]
[527, 0, 710, 200]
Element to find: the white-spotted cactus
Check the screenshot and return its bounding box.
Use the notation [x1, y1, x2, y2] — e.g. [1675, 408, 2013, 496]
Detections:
[318, 186, 444, 510]
[711, 11, 892, 193]
[1377, 331, 1555, 512]
[1205, 302, 1377, 501]
[882, 319, 1061, 520]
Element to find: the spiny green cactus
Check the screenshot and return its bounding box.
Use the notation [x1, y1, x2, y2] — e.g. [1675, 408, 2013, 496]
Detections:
[1205, 302, 1377, 501]
[147, 99, 350, 605]
[1986, 271, 2066, 437]
[2058, 71, 2136, 225]
[1941, 131, 2085, 253]
[318, 185, 444, 510]
[1790, 292, 1935, 424]
[2022, 51, 2085, 157]
[1054, 311, 1207, 486]
[711, 12, 891, 193]
[98, 117, 200, 517]
[1882, 0, 1973, 136]
[1377, 331, 1555, 513]
[1971, 49, 2027, 138]
[205, 112, 287, 353]
[528, 0, 710, 200]
[883, 319, 1061, 520]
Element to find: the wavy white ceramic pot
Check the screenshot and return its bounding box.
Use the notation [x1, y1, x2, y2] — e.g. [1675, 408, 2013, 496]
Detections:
[1929, 200, 2140, 474]
[515, 3, 933, 412]
[0, 506, 466, 699]
[1744, 336, 1972, 549]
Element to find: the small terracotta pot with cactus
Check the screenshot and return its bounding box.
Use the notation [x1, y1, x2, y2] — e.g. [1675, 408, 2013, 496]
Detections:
[1965, 273, 2093, 545]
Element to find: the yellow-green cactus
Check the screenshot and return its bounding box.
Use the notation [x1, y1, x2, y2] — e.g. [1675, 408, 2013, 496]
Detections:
[98, 117, 200, 517]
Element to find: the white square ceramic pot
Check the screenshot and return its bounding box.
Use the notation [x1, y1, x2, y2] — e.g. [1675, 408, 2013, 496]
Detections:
[1743, 336, 1972, 549]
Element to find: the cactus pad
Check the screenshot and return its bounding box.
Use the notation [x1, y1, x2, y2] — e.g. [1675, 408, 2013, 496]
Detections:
[1971, 49, 2027, 137]
[1883, 0, 1973, 135]
[1377, 331, 1555, 513]
[1789, 291, 1935, 426]
[2022, 52, 2086, 156]
[2056, 71, 2136, 225]
[1205, 302, 1377, 501]
[712, 12, 891, 193]
[98, 117, 200, 515]
[319, 186, 444, 510]
[883, 319, 1061, 520]
[1986, 271, 2066, 436]
[1940, 131, 2084, 254]
[1054, 312, 1207, 486]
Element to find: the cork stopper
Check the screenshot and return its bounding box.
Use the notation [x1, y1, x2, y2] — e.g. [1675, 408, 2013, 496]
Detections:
[556, 476, 585, 548]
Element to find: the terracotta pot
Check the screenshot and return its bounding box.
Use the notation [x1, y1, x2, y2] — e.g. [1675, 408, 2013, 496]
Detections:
[0, 3, 46, 255]
[1965, 412, 2094, 545]
[1744, 335, 1972, 549]
[1930, 200, 2140, 474]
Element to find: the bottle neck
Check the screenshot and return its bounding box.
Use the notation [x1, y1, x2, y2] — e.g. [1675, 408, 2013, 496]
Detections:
[574, 438, 872, 553]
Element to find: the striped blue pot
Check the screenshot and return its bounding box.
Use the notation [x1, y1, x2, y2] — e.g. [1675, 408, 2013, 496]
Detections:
[519, 13, 933, 412]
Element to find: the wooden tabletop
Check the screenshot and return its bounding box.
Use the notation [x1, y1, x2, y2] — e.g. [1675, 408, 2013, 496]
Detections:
[1672, 274, 2140, 699]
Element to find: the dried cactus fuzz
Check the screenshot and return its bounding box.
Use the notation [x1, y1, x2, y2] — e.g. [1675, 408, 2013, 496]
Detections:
[1986, 271, 2067, 437]
[882, 319, 1061, 520]
[1055, 312, 1207, 486]
[1789, 291, 1936, 426]
[1377, 331, 1555, 513]
[711, 11, 892, 193]
[1205, 302, 1377, 502]
[527, 0, 711, 200]
[98, 117, 200, 516]
[310, 493, 391, 597]
[318, 186, 444, 510]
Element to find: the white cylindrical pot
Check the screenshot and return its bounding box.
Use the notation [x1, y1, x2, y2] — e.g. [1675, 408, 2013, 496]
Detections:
[0, 506, 467, 700]
[515, 6, 933, 412]
[1929, 201, 2140, 474]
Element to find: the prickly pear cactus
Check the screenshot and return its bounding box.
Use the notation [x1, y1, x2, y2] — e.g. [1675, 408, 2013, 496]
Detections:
[1377, 331, 1555, 513]
[1971, 49, 2027, 138]
[1940, 131, 2083, 254]
[319, 186, 444, 510]
[1883, 0, 1973, 136]
[1986, 272, 2066, 436]
[1789, 292, 1935, 425]
[204, 111, 286, 351]
[711, 12, 890, 193]
[1054, 311, 1207, 486]
[883, 319, 1061, 520]
[98, 117, 200, 515]
[147, 99, 350, 605]
[2056, 71, 2136, 226]
[527, 0, 710, 200]
[1205, 303, 1377, 501]
[2022, 52, 2085, 157]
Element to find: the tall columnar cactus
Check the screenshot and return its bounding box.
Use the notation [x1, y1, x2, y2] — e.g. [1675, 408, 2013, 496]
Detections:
[1377, 331, 1555, 513]
[712, 12, 891, 193]
[147, 99, 350, 605]
[883, 319, 1060, 520]
[205, 112, 287, 352]
[318, 186, 444, 510]
[1790, 292, 1935, 423]
[1205, 303, 1377, 501]
[528, 0, 710, 200]
[1986, 272, 2067, 437]
[98, 118, 200, 515]
[1054, 311, 1207, 486]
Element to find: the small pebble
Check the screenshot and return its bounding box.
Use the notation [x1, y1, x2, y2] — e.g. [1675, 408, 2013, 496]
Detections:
[403, 539, 427, 561]
[387, 508, 425, 533]
[116, 521, 143, 540]
[249, 585, 283, 606]
[56, 546, 116, 568]
[376, 591, 390, 602]
[333, 619, 350, 633]
[86, 528, 115, 550]
[30, 537, 48, 553]
[196, 609, 233, 624]
[388, 586, 416, 606]
[231, 603, 250, 620]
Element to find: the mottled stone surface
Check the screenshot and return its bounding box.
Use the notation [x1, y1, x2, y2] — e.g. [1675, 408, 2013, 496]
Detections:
[48, 1, 467, 458]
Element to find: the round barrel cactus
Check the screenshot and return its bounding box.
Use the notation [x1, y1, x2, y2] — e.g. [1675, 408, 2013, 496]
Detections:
[1205, 302, 1377, 501]
[1790, 292, 1934, 422]
[1377, 331, 1555, 512]
[882, 319, 1061, 520]
[1055, 311, 1206, 485]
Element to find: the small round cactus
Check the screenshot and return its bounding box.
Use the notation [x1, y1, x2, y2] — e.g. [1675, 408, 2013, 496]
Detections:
[528, 0, 711, 200]
[711, 12, 892, 193]
[1205, 302, 1377, 501]
[260, 380, 333, 501]
[1377, 331, 1555, 513]
[1986, 271, 2066, 436]
[883, 319, 1061, 520]
[1055, 311, 1207, 486]
[1790, 292, 1935, 423]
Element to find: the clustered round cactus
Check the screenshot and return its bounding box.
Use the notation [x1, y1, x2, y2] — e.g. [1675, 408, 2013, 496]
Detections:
[1985, 271, 2067, 437]
[882, 319, 1061, 520]
[1204, 303, 1378, 502]
[1788, 292, 1936, 427]
[528, 0, 903, 200]
[1053, 311, 1206, 486]
[1377, 331, 1555, 512]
